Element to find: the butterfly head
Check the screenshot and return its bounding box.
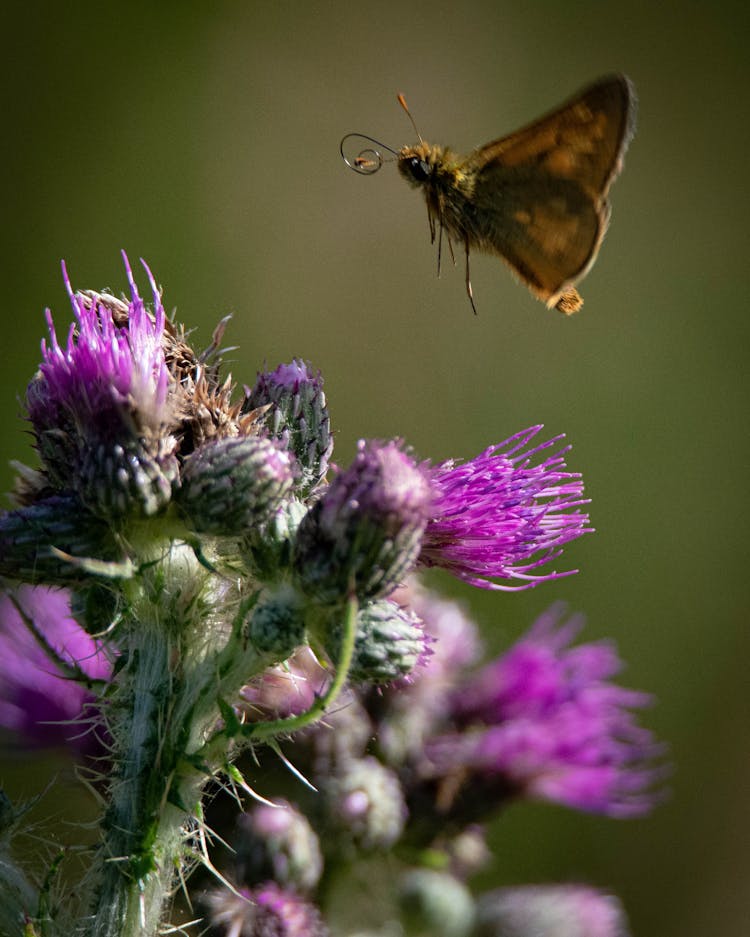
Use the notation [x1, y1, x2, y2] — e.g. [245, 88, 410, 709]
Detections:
[397, 143, 447, 188]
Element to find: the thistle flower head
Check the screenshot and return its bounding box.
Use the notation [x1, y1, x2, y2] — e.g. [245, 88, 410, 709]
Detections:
[293, 439, 432, 604]
[238, 647, 327, 720]
[245, 359, 333, 496]
[324, 597, 429, 685]
[420, 427, 591, 590]
[25, 254, 178, 517]
[177, 435, 296, 536]
[475, 884, 630, 937]
[235, 800, 323, 893]
[326, 756, 407, 850]
[206, 882, 329, 937]
[426, 606, 663, 818]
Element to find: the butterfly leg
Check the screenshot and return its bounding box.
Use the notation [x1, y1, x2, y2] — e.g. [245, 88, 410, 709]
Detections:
[464, 240, 478, 315]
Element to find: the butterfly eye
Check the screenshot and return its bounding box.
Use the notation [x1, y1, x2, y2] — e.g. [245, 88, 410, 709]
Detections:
[408, 157, 431, 182]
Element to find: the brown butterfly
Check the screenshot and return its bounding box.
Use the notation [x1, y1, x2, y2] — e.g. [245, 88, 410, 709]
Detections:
[341, 75, 636, 314]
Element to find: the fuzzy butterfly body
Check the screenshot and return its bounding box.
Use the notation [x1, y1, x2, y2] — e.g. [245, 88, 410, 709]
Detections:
[393, 75, 636, 313]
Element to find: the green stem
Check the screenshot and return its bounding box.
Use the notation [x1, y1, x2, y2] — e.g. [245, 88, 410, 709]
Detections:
[83, 625, 196, 937]
[245, 592, 359, 741]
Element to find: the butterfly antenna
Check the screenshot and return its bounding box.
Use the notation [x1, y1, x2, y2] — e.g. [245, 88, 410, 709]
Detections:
[397, 93, 423, 143]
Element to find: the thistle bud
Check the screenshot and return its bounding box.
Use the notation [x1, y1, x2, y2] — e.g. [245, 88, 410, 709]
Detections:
[244, 360, 333, 496]
[399, 869, 476, 937]
[324, 598, 427, 685]
[245, 497, 308, 579]
[206, 883, 329, 937]
[248, 583, 307, 661]
[326, 756, 406, 850]
[234, 800, 323, 893]
[177, 435, 295, 536]
[293, 440, 432, 605]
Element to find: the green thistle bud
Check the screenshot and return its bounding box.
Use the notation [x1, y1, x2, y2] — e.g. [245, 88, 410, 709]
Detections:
[235, 800, 323, 893]
[244, 360, 333, 496]
[245, 498, 308, 580]
[177, 436, 295, 536]
[326, 756, 406, 850]
[248, 583, 307, 661]
[325, 598, 427, 685]
[69, 581, 122, 636]
[399, 869, 476, 937]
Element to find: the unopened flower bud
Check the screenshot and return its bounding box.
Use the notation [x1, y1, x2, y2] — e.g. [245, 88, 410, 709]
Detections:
[248, 583, 307, 661]
[69, 581, 121, 636]
[325, 598, 427, 684]
[399, 869, 476, 937]
[177, 435, 295, 536]
[244, 359, 333, 496]
[235, 800, 323, 893]
[206, 882, 329, 937]
[245, 497, 307, 580]
[326, 756, 406, 850]
[293, 440, 432, 604]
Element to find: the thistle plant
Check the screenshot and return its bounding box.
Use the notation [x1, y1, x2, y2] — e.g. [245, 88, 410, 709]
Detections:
[0, 255, 662, 937]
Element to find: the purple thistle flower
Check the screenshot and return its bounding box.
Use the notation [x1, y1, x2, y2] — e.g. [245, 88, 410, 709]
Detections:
[0, 586, 109, 750]
[239, 647, 327, 720]
[425, 605, 663, 818]
[31, 254, 170, 438]
[235, 800, 323, 893]
[26, 253, 178, 517]
[206, 881, 329, 937]
[420, 426, 591, 591]
[476, 884, 630, 937]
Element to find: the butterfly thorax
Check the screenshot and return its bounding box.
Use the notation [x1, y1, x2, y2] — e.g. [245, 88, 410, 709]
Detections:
[397, 142, 477, 244]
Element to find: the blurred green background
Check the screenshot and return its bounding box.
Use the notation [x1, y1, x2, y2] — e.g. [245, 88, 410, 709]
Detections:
[0, 2, 747, 935]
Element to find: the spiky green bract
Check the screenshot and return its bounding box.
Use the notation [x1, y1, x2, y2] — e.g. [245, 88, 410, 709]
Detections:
[244, 359, 333, 497]
[177, 435, 296, 536]
[324, 598, 428, 685]
[293, 440, 432, 605]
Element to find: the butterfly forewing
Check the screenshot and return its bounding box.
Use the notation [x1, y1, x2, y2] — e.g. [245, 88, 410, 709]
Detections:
[470, 75, 636, 195]
[464, 75, 635, 307]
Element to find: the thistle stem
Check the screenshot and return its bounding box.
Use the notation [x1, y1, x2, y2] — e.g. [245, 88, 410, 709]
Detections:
[84, 624, 194, 937]
[245, 592, 359, 741]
